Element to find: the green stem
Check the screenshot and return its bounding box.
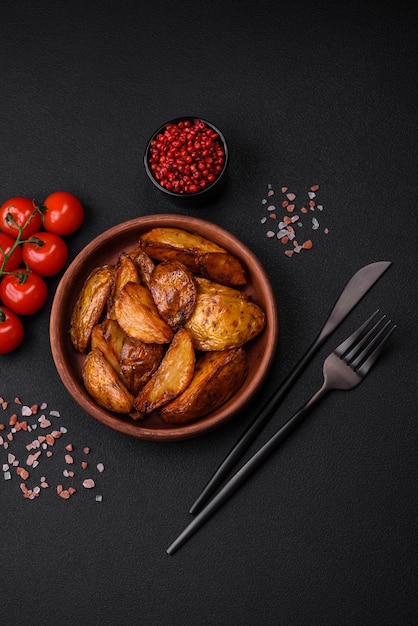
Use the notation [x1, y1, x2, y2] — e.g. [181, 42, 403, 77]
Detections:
[0, 203, 44, 281]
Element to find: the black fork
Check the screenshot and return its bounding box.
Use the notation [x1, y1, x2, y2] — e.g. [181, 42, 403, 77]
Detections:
[167, 311, 397, 554]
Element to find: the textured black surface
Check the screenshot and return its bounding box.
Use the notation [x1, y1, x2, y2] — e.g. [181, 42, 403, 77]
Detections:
[1, 2, 417, 624]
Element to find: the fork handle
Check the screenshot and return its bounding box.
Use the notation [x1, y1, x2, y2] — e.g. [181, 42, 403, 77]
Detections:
[168, 385, 328, 555]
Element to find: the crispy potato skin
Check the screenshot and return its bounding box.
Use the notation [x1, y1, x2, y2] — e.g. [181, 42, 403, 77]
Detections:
[91, 323, 123, 380]
[195, 277, 247, 299]
[82, 348, 134, 414]
[197, 252, 246, 286]
[139, 227, 247, 286]
[111, 253, 140, 298]
[114, 282, 173, 344]
[134, 328, 195, 413]
[149, 260, 197, 330]
[129, 249, 155, 287]
[140, 227, 226, 254]
[159, 347, 248, 424]
[185, 291, 266, 351]
[120, 336, 164, 395]
[70, 265, 115, 353]
[139, 227, 225, 272]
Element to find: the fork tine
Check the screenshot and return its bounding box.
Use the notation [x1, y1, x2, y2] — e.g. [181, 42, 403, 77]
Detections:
[334, 310, 380, 358]
[344, 315, 388, 364]
[355, 322, 396, 376]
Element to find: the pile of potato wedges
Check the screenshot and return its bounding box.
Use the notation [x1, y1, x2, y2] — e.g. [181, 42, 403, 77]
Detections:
[69, 227, 266, 424]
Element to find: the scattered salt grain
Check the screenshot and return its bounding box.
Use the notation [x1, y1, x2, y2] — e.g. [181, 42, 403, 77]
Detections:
[95, 495, 103, 502]
[17, 467, 29, 480]
[261, 182, 328, 257]
[1, 397, 105, 502]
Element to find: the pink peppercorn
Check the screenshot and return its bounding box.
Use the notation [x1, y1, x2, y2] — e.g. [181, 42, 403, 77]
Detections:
[147, 118, 226, 195]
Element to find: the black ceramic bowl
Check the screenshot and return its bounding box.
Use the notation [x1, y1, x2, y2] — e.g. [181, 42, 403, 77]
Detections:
[144, 117, 229, 206]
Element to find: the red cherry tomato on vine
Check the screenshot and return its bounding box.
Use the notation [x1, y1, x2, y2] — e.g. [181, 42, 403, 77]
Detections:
[0, 232, 22, 271]
[0, 306, 24, 354]
[0, 197, 42, 239]
[22, 232, 68, 276]
[43, 191, 84, 236]
[0, 270, 48, 316]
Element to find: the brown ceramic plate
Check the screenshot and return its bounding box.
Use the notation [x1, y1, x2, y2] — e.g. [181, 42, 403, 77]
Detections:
[50, 214, 279, 440]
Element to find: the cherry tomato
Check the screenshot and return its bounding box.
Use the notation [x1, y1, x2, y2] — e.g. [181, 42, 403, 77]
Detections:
[43, 191, 84, 236]
[0, 270, 48, 316]
[0, 197, 42, 239]
[0, 232, 22, 271]
[0, 306, 24, 354]
[22, 232, 68, 276]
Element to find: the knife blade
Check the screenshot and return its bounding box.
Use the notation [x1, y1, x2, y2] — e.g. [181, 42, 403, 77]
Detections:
[188, 260, 392, 516]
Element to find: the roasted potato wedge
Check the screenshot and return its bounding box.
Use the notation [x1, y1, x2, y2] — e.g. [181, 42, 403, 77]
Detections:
[197, 251, 246, 286]
[134, 328, 195, 414]
[82, 348, 134, 414]
[112, 253, 140, 298]
[114, 282, 173, 344]
[139, 227, 226, 271]
[185, 291, 266, 351]
[91, 323, 122, 379]
[130, 249, 155, 287]
[160, 347, 248, 424]
[149, 260, 197, 330]
[101, 318, 126, 359]
[120, 336, 164, 395]
[70, 265, 115, 353]
[195, 277, 247, 299]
